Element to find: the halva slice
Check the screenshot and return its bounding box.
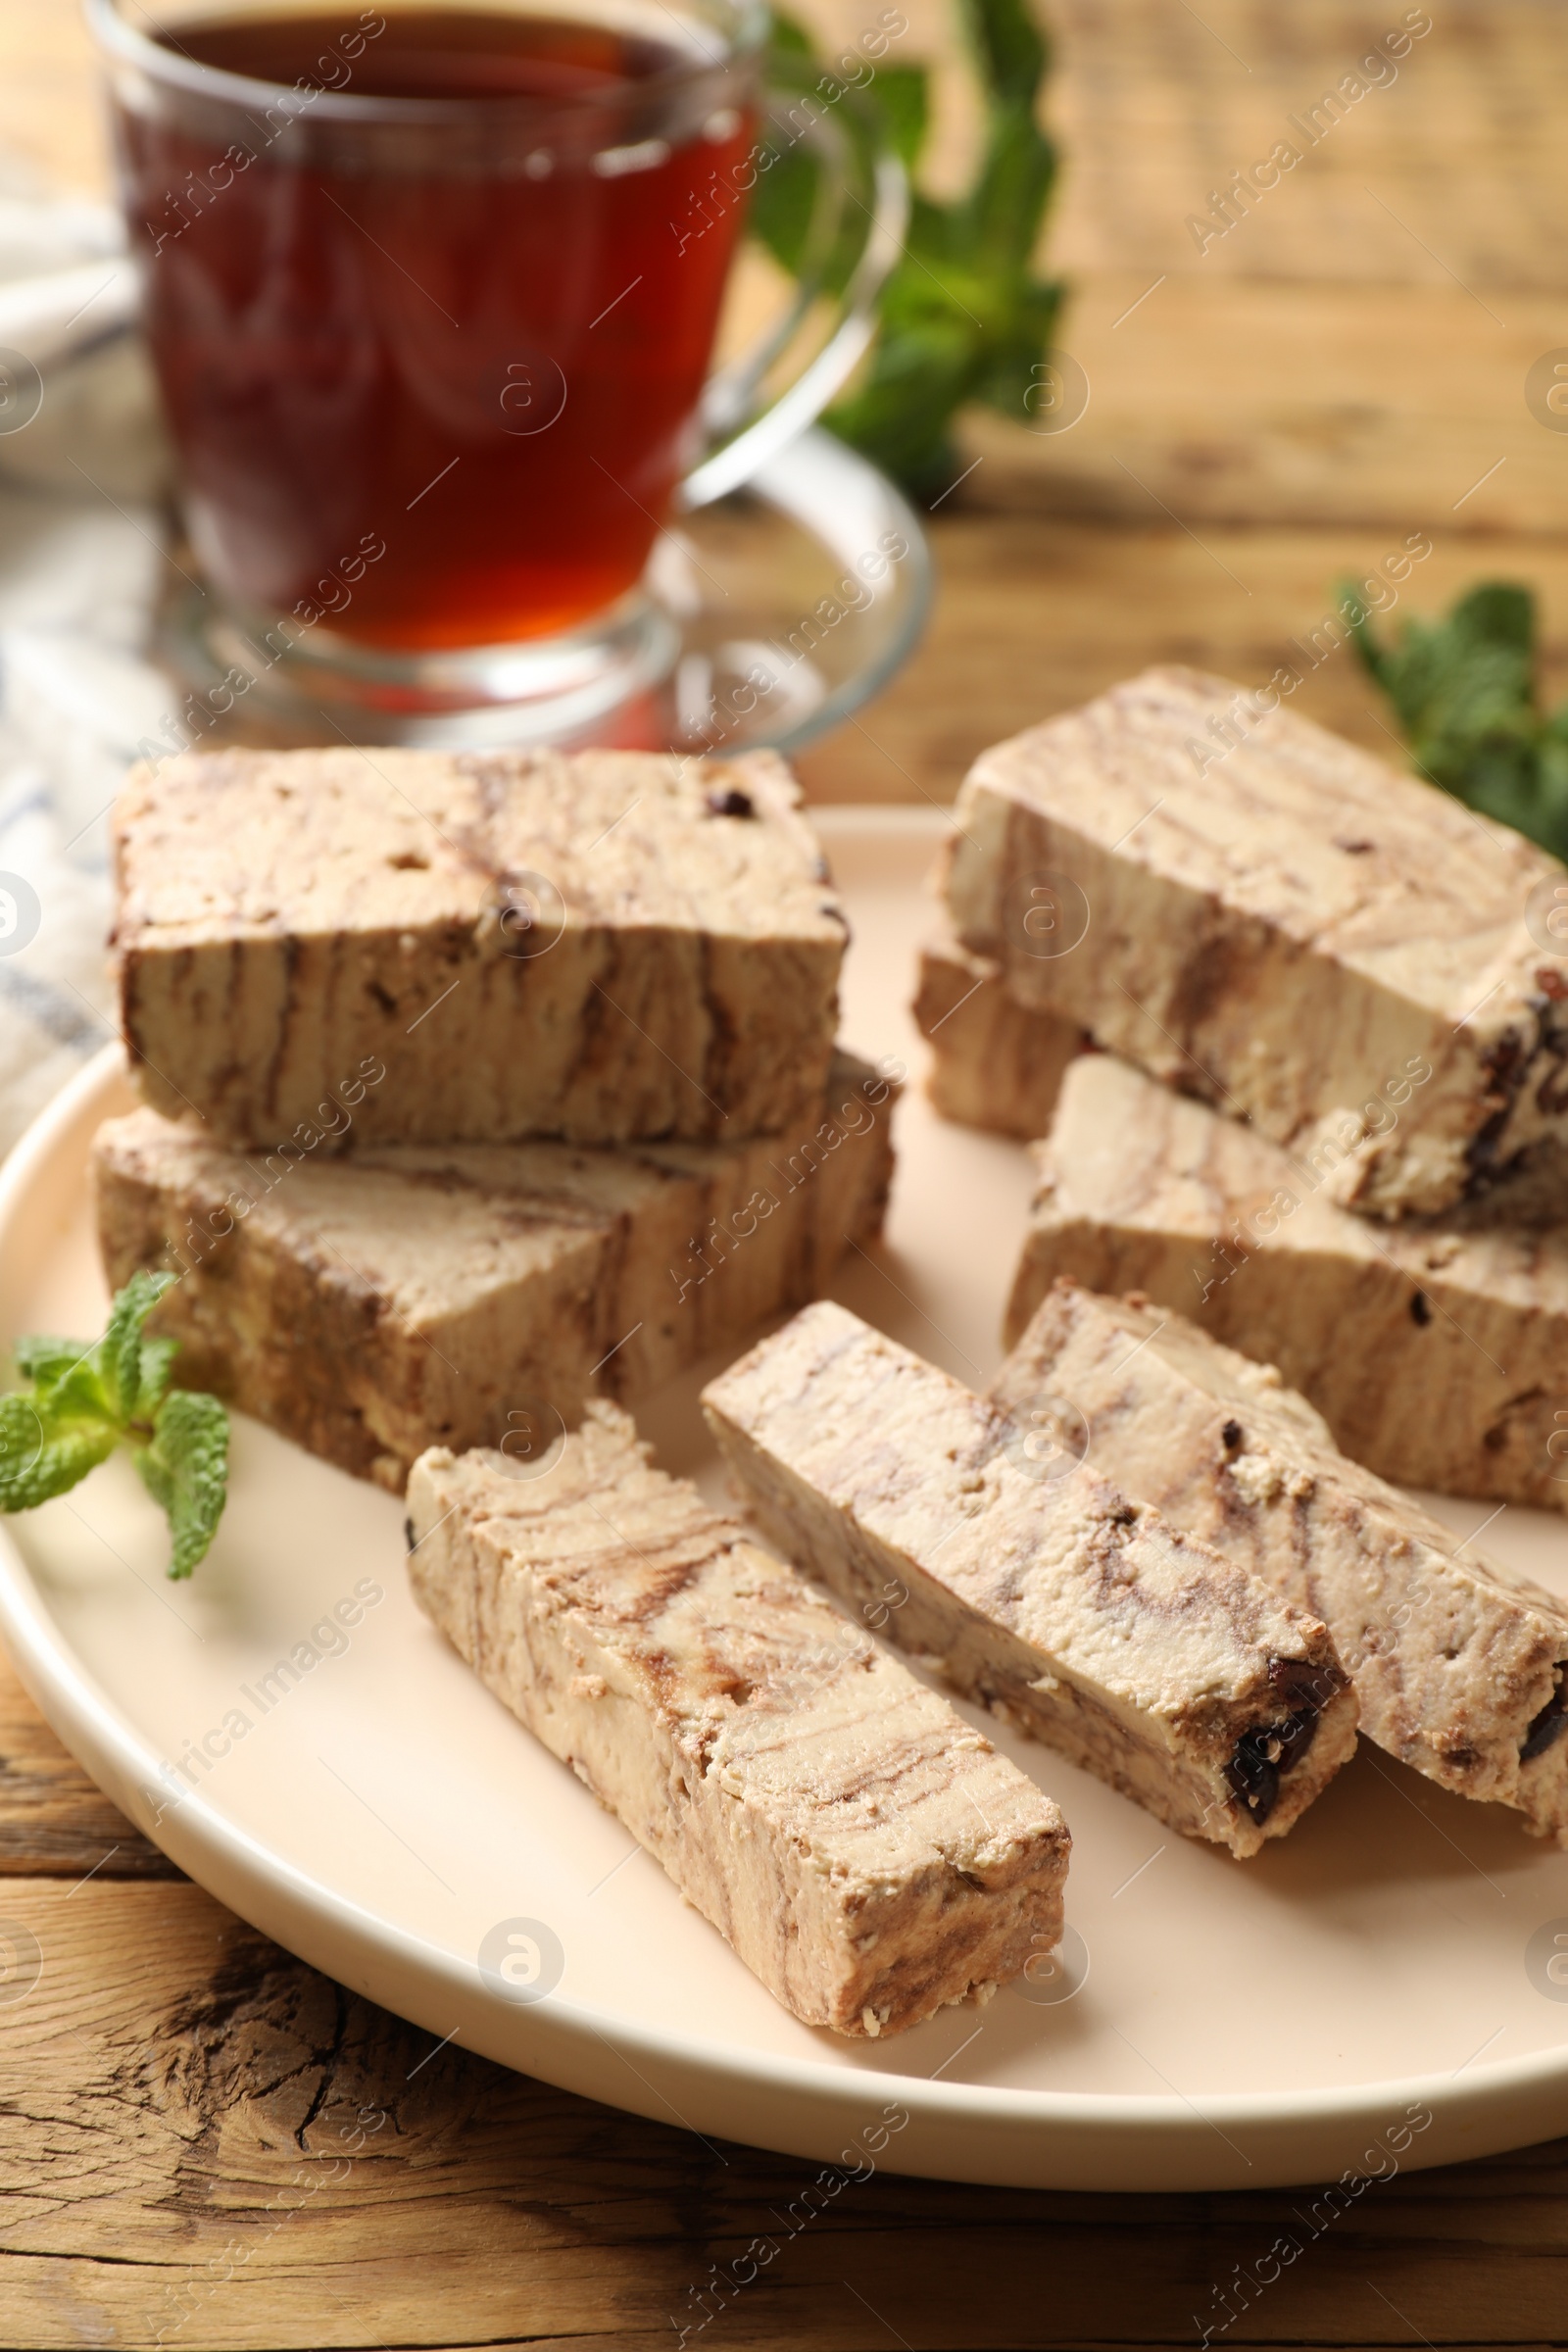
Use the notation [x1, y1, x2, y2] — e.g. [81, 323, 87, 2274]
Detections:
[942, 664, 1568, 1217]
[1006, 1051, 1568, 1515]
[406, 1405, 1071, 2037]
[94, 1054, 896, 1493]
[702, 1301, 1357, 1859]
[912, 929, 1084, 1139]
[996, 1281, 1568, 1841]
[113, 744, 845, 1148]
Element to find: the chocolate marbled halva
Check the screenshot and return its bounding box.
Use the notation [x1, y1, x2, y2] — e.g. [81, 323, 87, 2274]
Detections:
[996, 1282, 1568, 1842]
[93, 1054, 895, 1494]
[1007, 1051, 1568, 1516]
[406, 1406, 1071, 2038]
[912, 928, 1085, 1139]
[703, 1301, 1357, 1859]
[113, 745, 844, 1149]
[942, 666, 1568, 1217]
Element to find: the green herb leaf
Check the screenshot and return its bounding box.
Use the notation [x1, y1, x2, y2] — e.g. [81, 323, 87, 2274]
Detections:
[0, 1393, 117, 1511]
[757, 0, 1063, 499]
[137, 1336, 180, 1418]
[12, 1335, 92, 1391]
[1344, 577, 1568, 861]
[132, 1390, 229, 1583]
[869, 63, 928, 172]
[99, 1269, 174, 1423]
[2, 1275, 228, 1578]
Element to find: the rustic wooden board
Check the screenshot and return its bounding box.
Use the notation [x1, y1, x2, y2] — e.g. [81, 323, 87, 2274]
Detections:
[943, 276, 1563, 540]
[1047, 0, 1568, 293]
[7, 1867, 1568, 2350]
[797, 514, 1568, 801]
[0, 1650, 173, 1881]
[800, 0, 1568, 541]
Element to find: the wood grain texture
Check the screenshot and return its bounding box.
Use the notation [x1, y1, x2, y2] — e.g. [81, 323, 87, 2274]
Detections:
[0, 1648, 174, 1883]
[794, 0, 1568, 539]
[947, 276, 1556, 540]
[1047, 0, 1568, 293]
[5, 1869, 1568, 2351]
[797, 518, 1568, 802]
[790, 0, 1568, 801]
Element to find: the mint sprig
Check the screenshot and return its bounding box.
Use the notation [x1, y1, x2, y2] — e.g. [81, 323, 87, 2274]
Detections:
[1341, 577, 1568, 860]
[0, 1273, 228, 1579]
[754, 0, 1063, 501]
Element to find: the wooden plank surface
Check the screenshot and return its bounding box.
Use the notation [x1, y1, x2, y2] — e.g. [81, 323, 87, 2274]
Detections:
[8, 2, 1568, 2346]
[11, 1834, 1568, 2352]
[0, 1650, 172, 1881]
[801, 512, 1568, 802]
[793, 0, 1568, 797]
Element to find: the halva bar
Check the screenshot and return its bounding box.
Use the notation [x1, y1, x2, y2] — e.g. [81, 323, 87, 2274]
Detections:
[912, 928, 1084, 1139]
[942, 665, 1568, 1216]
[703, 1301, 1357, 1858]
[113, 744, 845, 1148]
[1006, 1051, 1568, 1515]
[94, 1053, 895, 1493]
[996, 1281, 1568, 1841]
[406, 1405, 1072, 2036]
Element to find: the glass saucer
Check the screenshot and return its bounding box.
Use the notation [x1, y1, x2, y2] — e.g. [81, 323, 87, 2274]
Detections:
[159, 429, 930, 757]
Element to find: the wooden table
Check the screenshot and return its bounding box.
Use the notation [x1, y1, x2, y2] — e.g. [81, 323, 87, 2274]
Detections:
[8, 3, 1568, 2344]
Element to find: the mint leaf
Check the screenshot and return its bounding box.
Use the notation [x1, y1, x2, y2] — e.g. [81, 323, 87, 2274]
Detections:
[753, 0, 1063, 499]
[1345, 577, 1568, 860]
[0, 1392, 117, 1511]
[1, 1393, 49, 1506]
[748, 39, 892, 298]
[3, 1275, 228, 1578]
[870, 63, 928, 172]
[133, 1390, 228, 1581]
[12, 1336, 92, 1391]
[137, 1336, 180, 1417]
[98, 1269, 174, 1422]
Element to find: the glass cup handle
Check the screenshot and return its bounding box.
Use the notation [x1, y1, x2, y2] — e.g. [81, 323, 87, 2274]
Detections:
[679, 65, 908, 513]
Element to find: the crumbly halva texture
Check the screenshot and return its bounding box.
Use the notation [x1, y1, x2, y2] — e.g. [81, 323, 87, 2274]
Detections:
[995, 1281, 1568, 1841]
[112, 744, 845, 1149]
[912, 929, 1085, 1138]
[941, 665, 1568, 1217]
[93, 1054, 896, 1494]
[1006, 1051, 1568, 1517]
[702, 1301, 1357, 1858]
[406, 1406, 1071, 2038]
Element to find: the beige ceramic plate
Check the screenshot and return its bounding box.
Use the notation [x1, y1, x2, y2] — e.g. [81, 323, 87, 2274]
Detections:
[4, 808, 1568, 2191]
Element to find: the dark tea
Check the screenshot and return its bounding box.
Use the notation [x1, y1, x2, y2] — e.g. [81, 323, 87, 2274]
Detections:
[113, 5, 755, 650]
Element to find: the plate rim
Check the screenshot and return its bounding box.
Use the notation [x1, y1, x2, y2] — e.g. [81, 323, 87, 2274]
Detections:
[6, 843, 1568, 2186]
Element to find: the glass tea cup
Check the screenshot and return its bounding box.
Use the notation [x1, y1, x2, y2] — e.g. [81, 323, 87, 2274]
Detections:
[89, 0, 906, 739]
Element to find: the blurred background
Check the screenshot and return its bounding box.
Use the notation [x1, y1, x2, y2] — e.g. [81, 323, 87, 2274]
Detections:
[6, 0, 1552, 802]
